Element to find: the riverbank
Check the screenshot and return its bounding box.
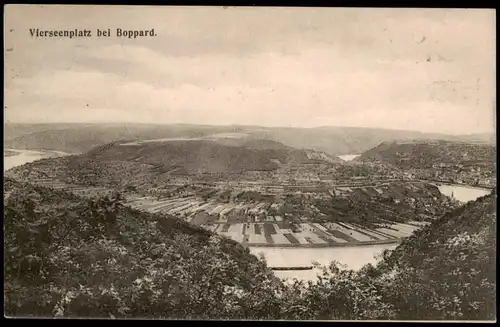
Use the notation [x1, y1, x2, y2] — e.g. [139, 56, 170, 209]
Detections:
[4, 148, 72, 172]
[245, 238, 401, 248]
[271, 266, 313, 271]
[420, 179, 494, 191]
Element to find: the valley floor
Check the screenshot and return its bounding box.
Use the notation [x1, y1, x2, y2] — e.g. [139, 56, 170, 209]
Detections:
[14, 178, 437, 248]
[3, 149, 491, 249]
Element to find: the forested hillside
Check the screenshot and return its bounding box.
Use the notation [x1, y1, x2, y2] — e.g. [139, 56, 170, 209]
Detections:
[6, 139, 339, 184]
[281, 190, 496, 320]
[372, 190, 496, 320]
[4, 179, 496, 320]
[84, 140, 288, 174]
[4, 178, 283, 319]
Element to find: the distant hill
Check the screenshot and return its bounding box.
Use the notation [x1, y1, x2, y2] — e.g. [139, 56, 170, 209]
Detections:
[4, 123, 493, 156]
[355, 140, 496, 169]
[85, 140, 280, 174]
[80, 138, 340, 175]
[206, 134, 294, 151]
[4, 137, 342, 190]
[244, 126, 489, 156]
[3, 124, 235, 154]
[456, 133, 496, 144]
[4, 123, 84, 142]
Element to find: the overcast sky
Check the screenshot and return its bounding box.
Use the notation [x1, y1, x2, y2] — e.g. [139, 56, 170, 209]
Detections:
[4, 5, 496, 134]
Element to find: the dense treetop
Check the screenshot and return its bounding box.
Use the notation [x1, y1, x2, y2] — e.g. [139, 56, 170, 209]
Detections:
[4, 178, 496, 320]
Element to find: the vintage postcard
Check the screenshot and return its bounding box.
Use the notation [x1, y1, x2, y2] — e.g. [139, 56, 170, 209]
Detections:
[4, 5, 496, 321]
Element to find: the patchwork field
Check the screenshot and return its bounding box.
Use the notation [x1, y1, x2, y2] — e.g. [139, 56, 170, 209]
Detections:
[122, 193, 430, 247]
[24, 178, 434, 247]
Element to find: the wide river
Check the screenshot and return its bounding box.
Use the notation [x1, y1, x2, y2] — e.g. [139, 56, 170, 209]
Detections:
[436, 184, 491, 203]
[338, 154, 361, 161]
[249, 244, 397, 281]
[4, 149, 493, 281]
[4, 148, 71, 172]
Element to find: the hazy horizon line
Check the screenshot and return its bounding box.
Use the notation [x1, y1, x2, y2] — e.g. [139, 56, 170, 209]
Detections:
[4, 121, 495, 137]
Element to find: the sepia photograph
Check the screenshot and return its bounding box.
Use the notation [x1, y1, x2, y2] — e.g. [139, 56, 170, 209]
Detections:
[3, 5, 496, 321]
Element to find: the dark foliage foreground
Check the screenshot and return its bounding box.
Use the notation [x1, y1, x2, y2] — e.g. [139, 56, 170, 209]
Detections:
[4, 178, 496, 320]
